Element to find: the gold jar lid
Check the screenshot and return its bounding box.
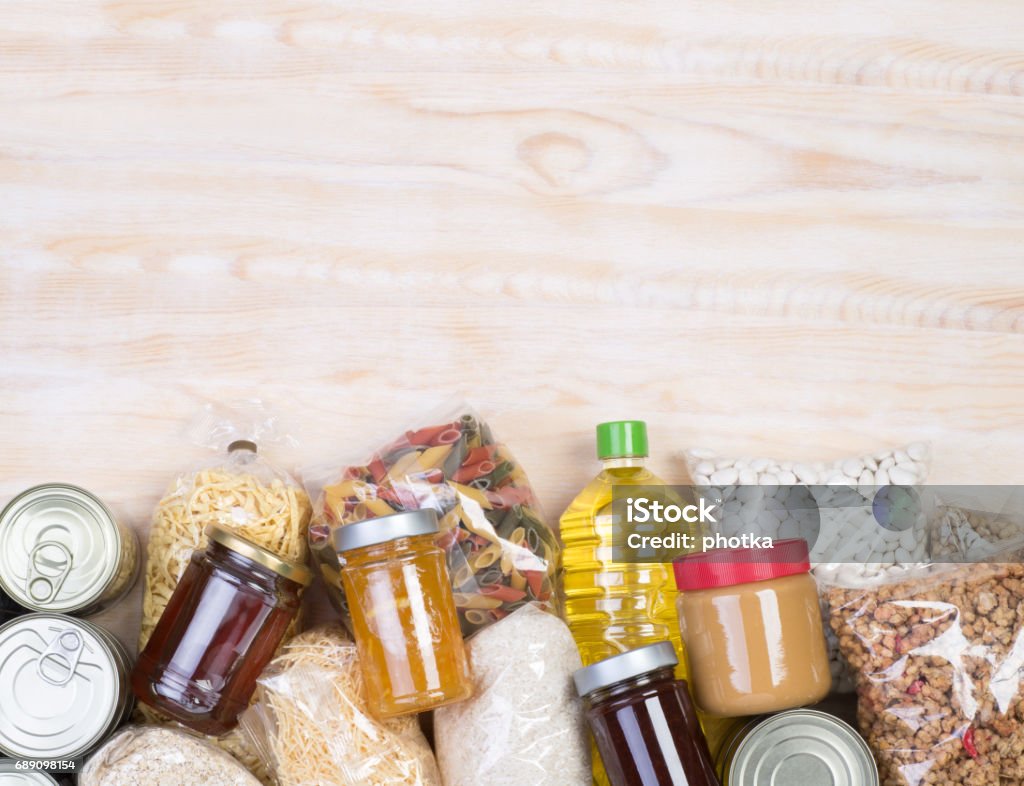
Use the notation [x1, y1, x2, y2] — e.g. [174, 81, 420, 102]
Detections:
[205, 524, 312, 586]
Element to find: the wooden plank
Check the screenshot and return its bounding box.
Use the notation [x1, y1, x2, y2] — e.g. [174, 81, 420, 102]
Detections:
[1, 1, 1022, 93]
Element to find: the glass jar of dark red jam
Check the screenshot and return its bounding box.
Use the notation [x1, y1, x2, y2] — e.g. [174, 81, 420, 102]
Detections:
[574, 642, 720, 786]
[131, 524, 311, 735]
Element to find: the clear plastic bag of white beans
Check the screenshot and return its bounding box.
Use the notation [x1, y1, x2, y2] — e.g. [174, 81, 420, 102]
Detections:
[241, 626, 441, 786]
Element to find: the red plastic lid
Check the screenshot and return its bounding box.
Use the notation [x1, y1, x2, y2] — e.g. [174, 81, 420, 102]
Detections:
[673, 538, 811, 591]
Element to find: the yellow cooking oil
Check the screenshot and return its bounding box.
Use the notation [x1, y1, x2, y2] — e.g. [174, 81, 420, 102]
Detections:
[560, 420, 733, 784]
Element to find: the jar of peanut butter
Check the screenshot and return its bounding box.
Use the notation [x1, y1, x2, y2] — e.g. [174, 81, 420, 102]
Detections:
[673, 539, 831, 717]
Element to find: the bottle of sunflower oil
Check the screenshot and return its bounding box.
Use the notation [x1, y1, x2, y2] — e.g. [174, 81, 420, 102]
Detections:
[560, 420, 732, 784]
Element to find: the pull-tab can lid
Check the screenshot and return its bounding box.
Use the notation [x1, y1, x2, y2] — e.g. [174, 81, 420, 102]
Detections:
[0, 485, 124, 614]
[0, 614, 130, 760]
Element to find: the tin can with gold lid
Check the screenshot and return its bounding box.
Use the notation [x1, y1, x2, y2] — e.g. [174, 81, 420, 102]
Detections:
[0, 614, 133, 761]
[0, 485, 139, 616]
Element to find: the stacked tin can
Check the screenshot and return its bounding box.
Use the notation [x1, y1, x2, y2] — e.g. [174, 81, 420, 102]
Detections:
[714, 707, 878, 786]
[0, 760, 75, 786]
[0, 484, 139, 770]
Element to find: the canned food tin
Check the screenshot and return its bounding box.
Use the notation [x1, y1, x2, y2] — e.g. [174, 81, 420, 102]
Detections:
[0, 767, 60, 786]
[0, 761, 64, 786]
[719, 709, 878, 786]
[0, 485, 140, 615]
[0, 614, 133, 760]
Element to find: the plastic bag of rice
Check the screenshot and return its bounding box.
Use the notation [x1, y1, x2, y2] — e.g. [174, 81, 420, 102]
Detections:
[435, 603, 590, 786]
[80, 726, 262, 786]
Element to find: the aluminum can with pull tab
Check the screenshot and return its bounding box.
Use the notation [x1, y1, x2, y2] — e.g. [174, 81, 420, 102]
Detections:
[0, 484, 139, 616]
[0, 759, 73, 785]
[0, 613, 133, 760]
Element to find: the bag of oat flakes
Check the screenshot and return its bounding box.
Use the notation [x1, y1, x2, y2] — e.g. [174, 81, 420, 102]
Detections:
[825, 556, 1024, 786]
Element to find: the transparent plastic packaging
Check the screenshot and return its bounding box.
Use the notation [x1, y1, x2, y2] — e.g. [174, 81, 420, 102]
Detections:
[241, 626, 441, 786]
[137, 401, 311, 778]
[929, 500, 1024, 561]
[141, 401, 311, 648]
[306, 402, 559, 637]
[683, 443, 932, 567]
[825, 557, 1024, 786]
[80, 725, 263, 786]
[435, 603, 590, 786]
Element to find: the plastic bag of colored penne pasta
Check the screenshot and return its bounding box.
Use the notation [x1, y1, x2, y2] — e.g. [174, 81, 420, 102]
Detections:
[306, 403, 560, 636]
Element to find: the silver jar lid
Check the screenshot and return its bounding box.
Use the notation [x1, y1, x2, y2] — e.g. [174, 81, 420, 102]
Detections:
[0, 614, 131, 760]
[573, 642, 678, 698]
[728, 709, 878, 786]
[332, 509, 440, 553]
[0, 485, 124, 614]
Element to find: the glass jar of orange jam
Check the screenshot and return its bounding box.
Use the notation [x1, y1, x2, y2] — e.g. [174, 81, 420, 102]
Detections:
[334, 509, 472, 718]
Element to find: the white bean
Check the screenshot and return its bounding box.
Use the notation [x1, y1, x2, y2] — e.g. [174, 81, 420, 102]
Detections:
[710, 468, 739, 485]
[889, 467, 916, 485]
[734, 485, 763, 503]
[793, 464, 818, 483]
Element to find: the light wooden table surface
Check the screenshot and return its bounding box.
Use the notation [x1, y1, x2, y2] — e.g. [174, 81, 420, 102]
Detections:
[1, 1, 1022, 647]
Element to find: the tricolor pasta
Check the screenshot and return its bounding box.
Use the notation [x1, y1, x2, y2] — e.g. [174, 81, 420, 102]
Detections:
[306, 404, 560, 636]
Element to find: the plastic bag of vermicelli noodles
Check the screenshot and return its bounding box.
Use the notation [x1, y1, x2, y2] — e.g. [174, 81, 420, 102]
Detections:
[240, 626, 441, 786]
[306, 401, 560, 637]
[140, 400, 311, 648]
[137, 401, 312, 781]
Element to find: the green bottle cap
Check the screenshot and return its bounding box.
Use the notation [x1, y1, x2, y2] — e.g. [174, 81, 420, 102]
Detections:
[596, 421, 649, 459]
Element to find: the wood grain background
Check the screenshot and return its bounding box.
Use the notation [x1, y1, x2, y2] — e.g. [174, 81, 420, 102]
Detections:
[1, 0, 1022, 647]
